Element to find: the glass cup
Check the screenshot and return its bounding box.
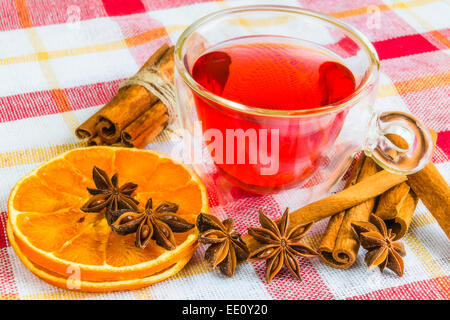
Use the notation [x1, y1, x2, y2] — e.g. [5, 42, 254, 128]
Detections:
[174, 5, 432, 199]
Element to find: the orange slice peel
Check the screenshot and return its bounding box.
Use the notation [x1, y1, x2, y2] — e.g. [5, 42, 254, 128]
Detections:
[8, 222, 197, 292]
[8, 147, 208, 289]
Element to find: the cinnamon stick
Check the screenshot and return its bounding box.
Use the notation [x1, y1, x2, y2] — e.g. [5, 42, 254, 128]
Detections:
[374, 134, 416, 239]
[121, 101, 169, 148]
[289, 170, 407, 226]
[375, 130, 449, 239]
[407, 163, 450, 239]
[243, 167, 407, 251]
[75, 44, 174, 145]
[75, 117, 97, 139]
[319, 156, 379, 268]
[406, 129, 450, 239]
[87, 135, 104, 146]
[383, 190, 418, 240]
[375, 182, 411, 220]
[316, 156, 363, 268]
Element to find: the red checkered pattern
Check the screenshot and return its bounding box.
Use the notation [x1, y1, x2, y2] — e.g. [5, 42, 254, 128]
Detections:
[374, 34, 439, 60]
[348, 276, 450, 300]
[0, 0, 448, 300]
[25, 0, 108, 27]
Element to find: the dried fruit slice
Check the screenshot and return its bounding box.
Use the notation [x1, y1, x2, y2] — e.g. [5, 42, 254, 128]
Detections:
[135, 182, 205, 216]
[7, 222, 196, 293]
[64, 147, 115, 179]
[8, 147, 208, 285]
[36, 158, 90, 198]
[11, 175, 85, 213]
[15, 209, 102, 253]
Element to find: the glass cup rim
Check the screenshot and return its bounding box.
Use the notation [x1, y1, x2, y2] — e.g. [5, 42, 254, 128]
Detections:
[175, 5, 380, 118]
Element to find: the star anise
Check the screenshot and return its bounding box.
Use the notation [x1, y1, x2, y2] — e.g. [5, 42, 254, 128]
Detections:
[352, 214, 406, 277]
[110, 198, 195, 250]
[80, 166, 139, 214]
[196, 213, 249, 277]
[247, 208, 318, 283]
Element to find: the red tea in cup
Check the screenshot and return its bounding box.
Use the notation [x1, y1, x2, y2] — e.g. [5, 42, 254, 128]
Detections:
[191, 36, 356, 191]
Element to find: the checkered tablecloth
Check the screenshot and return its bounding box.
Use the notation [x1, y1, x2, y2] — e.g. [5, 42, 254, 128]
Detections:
[0, 0, 449, 300]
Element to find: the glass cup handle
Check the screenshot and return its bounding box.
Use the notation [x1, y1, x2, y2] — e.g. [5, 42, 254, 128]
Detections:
[364, 111, 433, 174]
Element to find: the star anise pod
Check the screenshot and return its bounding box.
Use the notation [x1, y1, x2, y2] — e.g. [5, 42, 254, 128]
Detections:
[196, 213, 249, 277]
[81, 166, 139, 214]
[352, 214, 406, 277]
[110, 198, 195, 250]
[247, 208, 318, 283]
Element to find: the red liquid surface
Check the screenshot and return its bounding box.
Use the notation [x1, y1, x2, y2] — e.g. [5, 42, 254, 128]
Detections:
[191, 40, 356, 191]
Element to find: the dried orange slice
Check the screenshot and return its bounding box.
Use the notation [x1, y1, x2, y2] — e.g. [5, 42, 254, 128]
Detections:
[7, 221, 196, 292]
[8, 147, 208, 284]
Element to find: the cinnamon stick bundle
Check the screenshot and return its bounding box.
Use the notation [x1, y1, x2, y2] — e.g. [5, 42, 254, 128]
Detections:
[318, 155, 379, 268]
[75, 44, 174, 147]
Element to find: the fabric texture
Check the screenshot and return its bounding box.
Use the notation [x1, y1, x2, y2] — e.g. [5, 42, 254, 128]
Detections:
[0, 0, 449, 300]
